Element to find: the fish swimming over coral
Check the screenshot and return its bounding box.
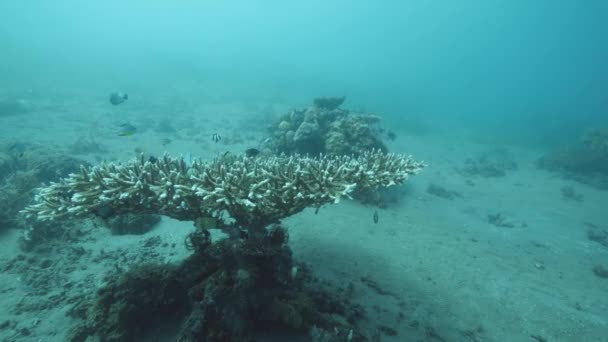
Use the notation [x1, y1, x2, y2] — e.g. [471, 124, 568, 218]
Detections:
[117, 123, 137, 136]
[212, 133, 221, 143]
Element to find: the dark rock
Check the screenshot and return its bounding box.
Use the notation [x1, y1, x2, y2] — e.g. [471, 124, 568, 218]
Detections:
[592, 265, 608, 278]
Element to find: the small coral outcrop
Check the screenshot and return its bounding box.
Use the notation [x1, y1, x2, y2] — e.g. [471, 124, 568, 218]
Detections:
[538, 127, 608, 189]
[267, 97, 388, 156]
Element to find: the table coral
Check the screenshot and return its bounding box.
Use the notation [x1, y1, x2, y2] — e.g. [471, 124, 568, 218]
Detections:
[23, 150, 424, 228]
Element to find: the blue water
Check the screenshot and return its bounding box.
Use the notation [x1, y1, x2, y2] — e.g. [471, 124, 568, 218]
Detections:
[2, 1, 606, 144]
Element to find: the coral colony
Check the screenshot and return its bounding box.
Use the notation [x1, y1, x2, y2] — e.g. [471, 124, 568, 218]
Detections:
[23, 150, 424, 228]
[269, 97, 388, 156]
[22, 150, 424, 341]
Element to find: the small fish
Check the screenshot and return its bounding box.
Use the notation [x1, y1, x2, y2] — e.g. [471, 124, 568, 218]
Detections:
[244, 148, 260, 157]
[212, 133, 221, 143]
[314, 207, 320, 215]
[148, 156, 158, 163]
[373, 210, 379, 224]
[161, 138, 172, 146]
[117, 123, 137, 136]
[109, 92, 128, 105]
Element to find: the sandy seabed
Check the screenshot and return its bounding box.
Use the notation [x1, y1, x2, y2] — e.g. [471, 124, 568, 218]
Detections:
[0, 91, 606, 341]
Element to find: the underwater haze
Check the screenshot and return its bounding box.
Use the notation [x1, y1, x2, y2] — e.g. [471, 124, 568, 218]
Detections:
[1, 1, 608, 341]
[2, 1, 607, 144]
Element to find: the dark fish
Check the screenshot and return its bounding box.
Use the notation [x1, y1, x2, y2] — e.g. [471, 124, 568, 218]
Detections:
[148, 156, 158, 163]
[94, 205, 114, 219]
[109, 92, 128, 105]
[373, 210, 379, 224]
[314, 207, 320, 215]
[212, 133, 221, 143]
[244, 148, 260, 157]
[161, 138, 172, 146]
[117, 123, 137, 136]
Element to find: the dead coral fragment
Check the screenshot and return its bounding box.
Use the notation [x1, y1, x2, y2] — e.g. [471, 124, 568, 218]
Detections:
[23, 150, 424, 227]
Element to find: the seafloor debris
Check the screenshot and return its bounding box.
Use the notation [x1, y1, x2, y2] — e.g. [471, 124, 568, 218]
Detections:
[487, 213, 515, 228]
[586, 225, 608, 248]
[426, 183, 463, 200]
[560, 185, 584, 202]
[459, 148, 518, 177]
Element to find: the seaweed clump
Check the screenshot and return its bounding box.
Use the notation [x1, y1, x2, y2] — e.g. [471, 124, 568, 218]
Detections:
[267, 97, 387, 156]
[538, 127, 608, 189]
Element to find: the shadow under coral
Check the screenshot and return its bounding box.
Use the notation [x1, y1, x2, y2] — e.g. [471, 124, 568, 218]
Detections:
[68, 224, 366, 342]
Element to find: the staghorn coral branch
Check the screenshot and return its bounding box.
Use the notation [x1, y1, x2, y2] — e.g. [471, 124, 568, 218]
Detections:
[22, 150, 425, 226]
